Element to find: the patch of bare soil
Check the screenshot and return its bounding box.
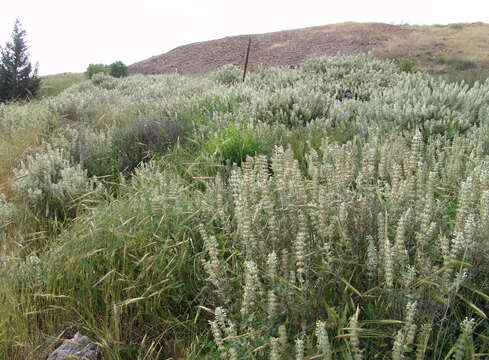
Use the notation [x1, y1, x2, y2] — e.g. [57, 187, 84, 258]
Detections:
[129, 22, 413, 75]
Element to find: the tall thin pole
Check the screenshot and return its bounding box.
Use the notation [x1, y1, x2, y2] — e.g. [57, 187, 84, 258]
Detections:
[242, 37, 251, 82]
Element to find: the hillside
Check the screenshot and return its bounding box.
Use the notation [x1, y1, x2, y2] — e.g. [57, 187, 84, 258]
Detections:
[129, 21, 489, 77]
[2, 54, 489, 358]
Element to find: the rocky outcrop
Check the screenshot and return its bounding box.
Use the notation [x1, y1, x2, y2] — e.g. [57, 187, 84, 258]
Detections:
[47, 332, 101, 360]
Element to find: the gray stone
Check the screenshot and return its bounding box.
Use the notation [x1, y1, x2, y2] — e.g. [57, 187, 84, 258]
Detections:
[47, 332, 101, 360]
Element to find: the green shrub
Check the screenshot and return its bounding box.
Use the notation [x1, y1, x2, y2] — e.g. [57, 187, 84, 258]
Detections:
[213, 64, 242, 85]
[398, 57, 416, 72]
[300, 54, 400, 101]
[436, 56, 448, 64]
[449, 23, 465, 30]
[203, 123, 272, 166]
[452, 58, 477, 71]
[91, 72, 117, 90]
[67, 115, 187, 181]
[85, 63, 108, 79]
[74, 130, 117, 179]
[197, 96, 239, 117]
[109, 61, 129, 78]
[253, 87, 331, 127]
[110, 114, 189, 174]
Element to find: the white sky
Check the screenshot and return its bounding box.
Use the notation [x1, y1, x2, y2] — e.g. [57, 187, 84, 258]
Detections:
[0, 0, 488, 75]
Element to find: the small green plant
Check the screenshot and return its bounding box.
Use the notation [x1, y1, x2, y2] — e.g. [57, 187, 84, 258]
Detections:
[449, 23, 465, 30]
[444, 68, 489, 88]
[436, 56, 448, 64]
[203, 123, 271, 166]
[109, 61, 129, 78]
[398, 57, 416, 72]
[452, 58, 476, 71]
[85, 63, 108, 79]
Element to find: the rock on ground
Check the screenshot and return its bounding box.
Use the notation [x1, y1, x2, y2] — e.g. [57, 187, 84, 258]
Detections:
[47, 331, 101, 360]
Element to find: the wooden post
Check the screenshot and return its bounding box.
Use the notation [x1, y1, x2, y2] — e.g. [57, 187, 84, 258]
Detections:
[242, 37, 251, 82]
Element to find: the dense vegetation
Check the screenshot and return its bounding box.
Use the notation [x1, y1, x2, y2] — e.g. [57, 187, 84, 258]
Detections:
[0, 54, 488, 359]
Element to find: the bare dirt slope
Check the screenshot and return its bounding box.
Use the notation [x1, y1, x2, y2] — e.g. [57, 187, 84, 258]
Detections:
[129, 22, 489, 76]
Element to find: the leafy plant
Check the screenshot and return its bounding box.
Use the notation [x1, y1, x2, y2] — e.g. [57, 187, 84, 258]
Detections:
[203, 123, 271, 166]
[452, 57, 477, 71]
[85, 63, 108, 79]
[213, 64, 242, 85]
[109, 61, 129, 78]
[398, 57, 416, 72]
[110, 113, 189, 174]
[11, 146, 95, 219]
[91, 72, 117, 90]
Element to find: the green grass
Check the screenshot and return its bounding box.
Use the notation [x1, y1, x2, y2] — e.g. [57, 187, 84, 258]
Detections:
[35, 73, 86, 99]
[443, 68, 489, 88]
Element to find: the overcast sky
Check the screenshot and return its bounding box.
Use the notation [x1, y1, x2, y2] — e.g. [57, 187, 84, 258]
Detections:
[1, 0, 488, 75]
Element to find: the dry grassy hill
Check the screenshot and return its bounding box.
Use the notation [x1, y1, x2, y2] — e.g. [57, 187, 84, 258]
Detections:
[129, 21, 489, 80]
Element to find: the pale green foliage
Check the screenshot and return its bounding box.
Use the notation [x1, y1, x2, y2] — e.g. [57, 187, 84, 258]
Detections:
[213, 64, 242, 85]
[295, 338, 304, 360]
[348, 308, 363, 360]
[0, 100, 51, 137]
[204, 132, 489, 357]
[315, 320, 332, 360]
[301, 53, 401, 100]
[11, 146, 94, 216]
[91, 72, 117, 90]
[392, 301, 417, 360]
[0, 194, 16, 226]
[452, 318, 475, 360]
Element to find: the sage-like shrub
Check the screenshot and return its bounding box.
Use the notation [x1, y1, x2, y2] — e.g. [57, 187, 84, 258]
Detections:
[202, 133, 489, 358]
[91, 72, 118, 90]
[11, 147, 96, 219]
[300, 54, 401, 100]
[213, 64, 242, 86]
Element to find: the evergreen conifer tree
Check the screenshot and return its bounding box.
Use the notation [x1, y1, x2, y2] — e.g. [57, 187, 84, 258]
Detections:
[0, 19, 40, 101]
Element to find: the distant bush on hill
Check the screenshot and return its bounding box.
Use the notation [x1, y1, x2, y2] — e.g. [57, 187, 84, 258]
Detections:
[85, 63, 108, 79]
[85, 61, 129, 80]
[109, 61, 129, 78]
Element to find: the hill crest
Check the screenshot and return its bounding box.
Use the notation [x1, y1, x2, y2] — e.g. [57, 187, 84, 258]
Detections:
[129, 21, 489, 76]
